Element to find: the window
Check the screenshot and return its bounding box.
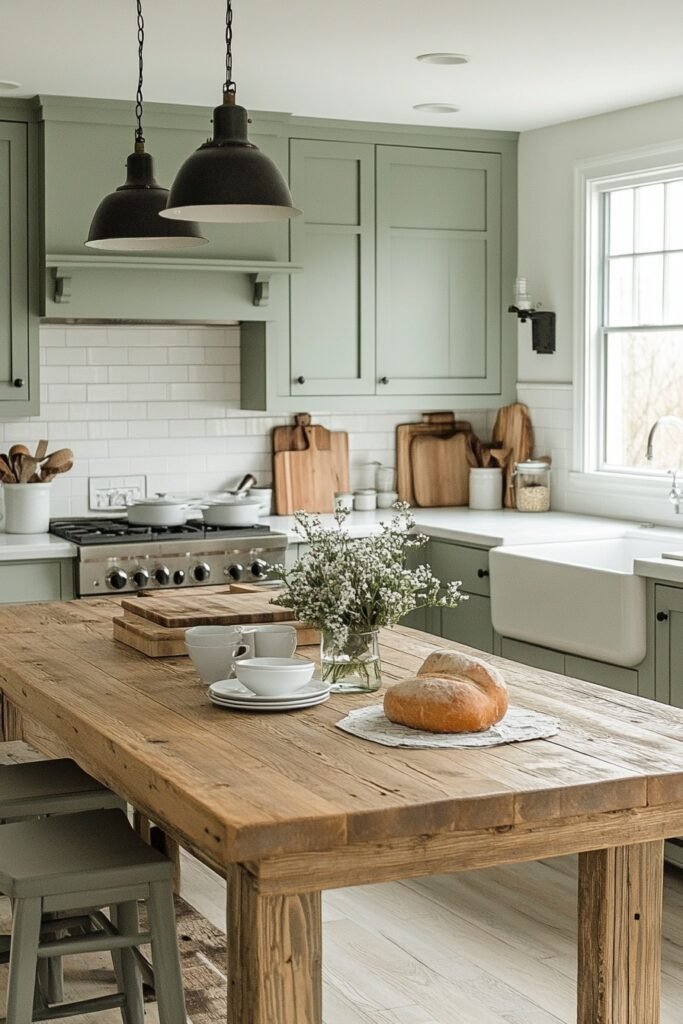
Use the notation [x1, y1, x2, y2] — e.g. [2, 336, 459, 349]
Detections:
[584, 164, 683, 476]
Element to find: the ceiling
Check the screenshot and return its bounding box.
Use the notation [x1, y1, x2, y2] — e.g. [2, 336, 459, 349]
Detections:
[3, 0, 683, 132]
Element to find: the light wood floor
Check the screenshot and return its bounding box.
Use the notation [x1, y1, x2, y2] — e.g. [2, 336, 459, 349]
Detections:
[181, 850, 683, 1024]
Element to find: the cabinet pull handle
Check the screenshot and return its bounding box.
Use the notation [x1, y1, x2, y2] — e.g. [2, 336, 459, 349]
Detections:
[477, 568, 490, 578]
[13, 378, 24, 388]
[657, 611, 669, 622]
[379, 376, 389, 385]
[295, 375, 305, 385]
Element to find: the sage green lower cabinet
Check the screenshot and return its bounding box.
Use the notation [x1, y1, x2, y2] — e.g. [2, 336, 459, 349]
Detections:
[441, 595, 494, 653]
[0, 559, 75, 604]
[654, 584, 683, 707]
[376, 146, 503, 397]
[564, 655, 638, 695]
[499, 637, 565, 674]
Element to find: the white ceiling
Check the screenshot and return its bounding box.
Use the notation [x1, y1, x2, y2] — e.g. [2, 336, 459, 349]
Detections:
[3, 0, 683, 132]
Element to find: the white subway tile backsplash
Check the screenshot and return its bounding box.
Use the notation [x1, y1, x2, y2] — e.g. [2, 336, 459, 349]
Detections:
[6, 324, 520, 515]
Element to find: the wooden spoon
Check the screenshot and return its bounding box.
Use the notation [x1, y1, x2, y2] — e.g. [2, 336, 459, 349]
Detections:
[34, 439, 49, 461]
[18, 455, 39, 484]
[9, 444, 30, 459]
[41, 449, 74, 478]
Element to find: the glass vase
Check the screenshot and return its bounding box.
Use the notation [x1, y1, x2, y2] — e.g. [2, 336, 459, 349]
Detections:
[320, 629, 382, 693]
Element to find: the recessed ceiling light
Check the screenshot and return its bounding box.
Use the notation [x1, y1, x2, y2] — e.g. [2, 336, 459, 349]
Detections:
[413, 102, 460, 114]
[0, 80, 20, 91]
[416, 53, 469, 66]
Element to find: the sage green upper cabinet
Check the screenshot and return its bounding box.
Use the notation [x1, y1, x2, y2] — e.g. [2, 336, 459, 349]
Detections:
[0, 114, 39, 416]
[376, 146, 502, 396]
[289, 140, 375, 396]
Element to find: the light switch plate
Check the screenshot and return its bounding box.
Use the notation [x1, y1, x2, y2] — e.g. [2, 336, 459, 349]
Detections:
[89, 475, 147, 511]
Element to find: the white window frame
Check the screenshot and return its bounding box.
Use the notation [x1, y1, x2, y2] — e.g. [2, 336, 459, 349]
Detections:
[572, 141, 683, 502]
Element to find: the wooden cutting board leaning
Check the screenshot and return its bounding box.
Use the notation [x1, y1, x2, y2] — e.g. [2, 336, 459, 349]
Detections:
[273, 414, 349, 514]
[410, 432, 478, 507]
[396, 413, 473, 505]
[491, 402, 535, 508]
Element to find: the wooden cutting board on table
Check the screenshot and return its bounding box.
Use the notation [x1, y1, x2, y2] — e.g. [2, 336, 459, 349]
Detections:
[120, 588, 297, 629]
[410, 432, 477, 507]
[273, 426, 338, 514]
[491, 402, 535, 508]
[273, 414, 349, 507]
[396, 413, 472, 505]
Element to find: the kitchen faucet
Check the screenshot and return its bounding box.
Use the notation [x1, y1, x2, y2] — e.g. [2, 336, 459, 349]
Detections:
[646, 415, 683, 514]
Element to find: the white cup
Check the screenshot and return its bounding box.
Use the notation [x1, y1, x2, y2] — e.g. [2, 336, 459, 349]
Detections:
[2, 483, 51, 534]
[241, 624, 297, 658]
[185, 626, 253, 683]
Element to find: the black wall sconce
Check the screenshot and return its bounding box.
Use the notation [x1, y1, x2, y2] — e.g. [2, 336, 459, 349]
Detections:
[508, 277, 556, 354]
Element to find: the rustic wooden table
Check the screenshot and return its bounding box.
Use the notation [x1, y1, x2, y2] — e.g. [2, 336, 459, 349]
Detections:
[0, 596, 682, 1024]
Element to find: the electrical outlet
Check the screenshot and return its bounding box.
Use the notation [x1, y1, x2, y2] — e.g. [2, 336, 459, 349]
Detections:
[89, 476, 147, 512]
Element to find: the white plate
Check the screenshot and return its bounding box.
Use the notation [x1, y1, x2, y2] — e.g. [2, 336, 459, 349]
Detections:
[209, 692, 330, 712]
[209, 679, 329, 703]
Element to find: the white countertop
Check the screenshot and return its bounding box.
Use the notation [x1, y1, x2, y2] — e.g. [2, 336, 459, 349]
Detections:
[0, 532, 77, 561]
[264, 507, 641, 548]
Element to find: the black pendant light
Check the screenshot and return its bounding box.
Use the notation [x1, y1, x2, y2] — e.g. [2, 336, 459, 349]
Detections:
[86, 0, 207, 251]
[160, 0, 301, 224]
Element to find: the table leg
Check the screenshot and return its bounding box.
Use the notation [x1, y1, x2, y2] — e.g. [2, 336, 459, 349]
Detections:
[577, 840, 663, 1024]
[226, 864, 322, 1024]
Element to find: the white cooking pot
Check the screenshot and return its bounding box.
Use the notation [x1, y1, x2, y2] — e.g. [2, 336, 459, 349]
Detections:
[126, 494, 202, 528]
[202, 496, 262, 528]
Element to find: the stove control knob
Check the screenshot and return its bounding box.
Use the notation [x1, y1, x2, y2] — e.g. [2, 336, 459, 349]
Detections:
[226, 563, 244, 582]
[132, 568, 150, 589]
[192, 562, 211, 583]
[155, 566, 171, 586]
[250, 558, 269, 579]
[107, 568, 128, 591]
[173, 569, 186, 585]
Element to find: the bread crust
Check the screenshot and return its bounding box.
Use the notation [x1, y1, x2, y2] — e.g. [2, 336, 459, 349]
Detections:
[383, 650, 508, 733]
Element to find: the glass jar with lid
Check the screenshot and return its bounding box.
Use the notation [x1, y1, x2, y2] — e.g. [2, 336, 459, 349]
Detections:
[512, 460, 551, 512]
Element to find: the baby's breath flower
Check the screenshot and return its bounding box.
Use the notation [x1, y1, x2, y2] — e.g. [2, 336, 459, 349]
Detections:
[271, 506, 466, 646]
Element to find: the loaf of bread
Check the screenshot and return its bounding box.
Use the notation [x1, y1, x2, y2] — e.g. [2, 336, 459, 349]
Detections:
[383, 650, 508, 734]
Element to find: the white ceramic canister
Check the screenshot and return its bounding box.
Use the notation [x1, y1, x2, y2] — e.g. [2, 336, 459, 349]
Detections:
[468, 468, 503, 511]
[354, 489, 377, 511]
[2, 483, 51, 534]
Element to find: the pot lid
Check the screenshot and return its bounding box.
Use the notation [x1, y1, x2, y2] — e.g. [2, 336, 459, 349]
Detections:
[130, 492, 194, 507]
[204, 495, 262, 507]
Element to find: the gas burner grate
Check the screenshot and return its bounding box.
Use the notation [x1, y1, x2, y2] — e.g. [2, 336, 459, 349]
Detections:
[49, 517, 272, 546]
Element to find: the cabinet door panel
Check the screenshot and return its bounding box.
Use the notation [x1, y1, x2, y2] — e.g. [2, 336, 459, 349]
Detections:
[655, 585, 683, 707]
[0, 122, 30, 400]
[565, 655, 638, 695]
[429, 541, 490, 597]
[500, 637, 565, 673]
[441, 594, 493, 653]
[289, 140, 375, 396]
[376, 145, 501, 396]
[0, 562, 62, 604]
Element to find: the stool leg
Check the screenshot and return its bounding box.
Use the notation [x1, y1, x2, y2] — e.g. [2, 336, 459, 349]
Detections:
[46, 955, 65, 1005]
[7, 897, 42, 1024]
[113, 901, 145, 1024]
[146, 881, 186, 1024]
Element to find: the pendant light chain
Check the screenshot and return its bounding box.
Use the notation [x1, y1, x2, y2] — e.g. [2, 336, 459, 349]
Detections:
[223, 0, 236, 99]
[135, 0, 145, 147]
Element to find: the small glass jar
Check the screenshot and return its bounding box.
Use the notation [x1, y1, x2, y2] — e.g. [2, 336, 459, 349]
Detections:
[513, 460, 551, 512]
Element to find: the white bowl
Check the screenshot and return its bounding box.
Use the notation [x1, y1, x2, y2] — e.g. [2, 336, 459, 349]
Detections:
[235, 657, 315, 696]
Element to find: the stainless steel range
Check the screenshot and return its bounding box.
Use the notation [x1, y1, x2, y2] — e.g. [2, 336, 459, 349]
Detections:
[49, 518, 289, 597]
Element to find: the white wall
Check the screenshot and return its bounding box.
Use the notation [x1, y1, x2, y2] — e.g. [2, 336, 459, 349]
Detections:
[517, 93, 683, 384]
[7, 324, 494, 517]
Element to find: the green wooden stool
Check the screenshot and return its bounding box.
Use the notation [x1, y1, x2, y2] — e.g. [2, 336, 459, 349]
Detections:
[0, 757, 125, 1004]
[0, 808, 186, 1024]
[0, 758, 123, 822]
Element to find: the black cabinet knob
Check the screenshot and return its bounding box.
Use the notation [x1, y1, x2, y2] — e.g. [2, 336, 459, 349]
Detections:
[657, 611, 669, 622]
[13, 378, 24, 388]
[379, 376, 389, 385]
[477, 568, 490, 578]
[295, 375, 305, 385]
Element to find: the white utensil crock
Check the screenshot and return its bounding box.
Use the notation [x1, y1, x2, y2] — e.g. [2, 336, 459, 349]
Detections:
[2, 483, 51, 534]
